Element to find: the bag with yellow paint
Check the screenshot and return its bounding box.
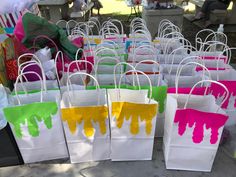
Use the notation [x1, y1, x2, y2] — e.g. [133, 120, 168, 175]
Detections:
[61, 72, 111, 163]
[4, 71, 68, 163]
[126, 60, 168, 137]
[107, 70, 158, 161]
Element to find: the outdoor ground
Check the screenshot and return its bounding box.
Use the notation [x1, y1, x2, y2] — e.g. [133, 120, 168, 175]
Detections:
[1, 0, 236, 176]
[1, 140, 236, 177]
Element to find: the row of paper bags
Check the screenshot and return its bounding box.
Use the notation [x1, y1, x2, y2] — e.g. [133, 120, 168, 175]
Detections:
[1, 68, 230, 172]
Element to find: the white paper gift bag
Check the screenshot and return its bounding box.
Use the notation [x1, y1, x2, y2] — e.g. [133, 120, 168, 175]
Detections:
[61, 72, 110, 163]
[4, 72, 68, 163]
[162, 56, 198, 76]
[164, 60, 210, 88]
[158, 46, 192, 65]
[163, 80, 229, 172]
[55, 58, 93, 94]
[15, 54, 59, 92]
[128, 45, 157, 63]
[0, 85, 9, 130]
[124, 64, 167, 138]
[134, 60, 167, 137]
[108, 70, 158, 161]
[93, 56, 124, 86]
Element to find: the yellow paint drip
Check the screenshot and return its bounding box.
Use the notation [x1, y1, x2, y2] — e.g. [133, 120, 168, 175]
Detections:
[112, 102, 158, 135]
[61, 106, 108, 137]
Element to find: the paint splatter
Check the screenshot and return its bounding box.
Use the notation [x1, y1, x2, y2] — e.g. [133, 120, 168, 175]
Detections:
[4, 102, 58, 138]
[167, 87, 208, 96]
[61, 106, 108, 137]
[209, 81, 236, 109]
[112, 102, 158, 135]
[174, 109, 228, 144]
[126, 85, 167, 114]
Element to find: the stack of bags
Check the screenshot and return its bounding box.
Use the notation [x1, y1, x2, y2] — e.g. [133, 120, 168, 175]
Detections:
[0, 14, 235, 174]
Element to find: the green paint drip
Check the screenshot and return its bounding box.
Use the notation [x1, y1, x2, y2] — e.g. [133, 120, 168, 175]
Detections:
[4, 102, 58, 138]
[86, 85, 127, 90]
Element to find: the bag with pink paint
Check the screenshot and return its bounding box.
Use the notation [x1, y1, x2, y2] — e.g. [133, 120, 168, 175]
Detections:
[167, 61, 211, 95]
[193, 41, 230, 71]
[163, 80, 229, 172]
[206, 48, 236, 158]
[164, 58, 209, 88]
[200, 48, 236, 116]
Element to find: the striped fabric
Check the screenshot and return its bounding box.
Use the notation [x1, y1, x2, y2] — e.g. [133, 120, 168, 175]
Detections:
[0, 3, 40, 28]
[0, 11, 23, 28]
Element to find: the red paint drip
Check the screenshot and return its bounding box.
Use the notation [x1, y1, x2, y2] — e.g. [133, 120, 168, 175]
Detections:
[174, 109, 228, 144]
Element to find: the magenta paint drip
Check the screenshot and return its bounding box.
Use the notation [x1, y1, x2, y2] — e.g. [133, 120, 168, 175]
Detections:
[174, 108, 228, 144]
[209, 81, 236, 109]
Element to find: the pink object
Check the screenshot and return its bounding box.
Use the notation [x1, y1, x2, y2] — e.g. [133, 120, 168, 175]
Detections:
[201, 56, 228, 63]
[174, 108, 228, 144]
[13, 14, 25, 42]
[168, 87, 208, 95]
[72, 37, 84, 48]
[56, 55, 94, 74]
[105, 37, 127, 43]
[209, 81, 236, 109]
[196, 67, 226, 72]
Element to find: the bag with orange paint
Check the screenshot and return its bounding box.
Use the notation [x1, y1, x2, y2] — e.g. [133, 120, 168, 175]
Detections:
[163, 80, 229, 172]
[107, 70, 158, 161]
[60, 72, 111, 163]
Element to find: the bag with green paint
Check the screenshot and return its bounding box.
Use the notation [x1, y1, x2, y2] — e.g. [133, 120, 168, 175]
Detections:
[4, 72, 68, 163]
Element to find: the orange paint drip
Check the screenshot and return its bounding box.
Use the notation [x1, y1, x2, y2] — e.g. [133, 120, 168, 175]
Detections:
[112, 102, 158, 135]
[61, 106, 108, 137]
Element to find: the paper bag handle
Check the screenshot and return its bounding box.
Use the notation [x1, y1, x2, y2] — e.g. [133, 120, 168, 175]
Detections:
[118, 70, 153, 103]
[15, 71, 44, 105]
[114, 62, 136, 88]
[66, 72, 100, 107]
[185, 80, 229, 112]
[175, 61, 211, 94]
[135, 60, 161, 86]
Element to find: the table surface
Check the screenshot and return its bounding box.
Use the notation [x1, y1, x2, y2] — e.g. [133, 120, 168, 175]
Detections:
[38, 0, 68, 5]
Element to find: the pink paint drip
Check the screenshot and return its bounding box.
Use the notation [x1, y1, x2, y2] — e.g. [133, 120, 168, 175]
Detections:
[209, 81, 236, 109]
[196, 67, 226, 72]
[201, 56, 228, 63]
[174, 109, 228, 144]
[167, 87, 208, 95]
